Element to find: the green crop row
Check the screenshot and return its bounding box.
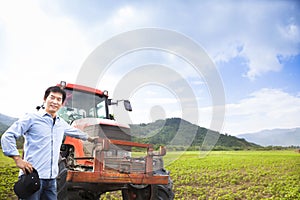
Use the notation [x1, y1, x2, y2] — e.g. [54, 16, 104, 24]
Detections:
[1, 151, 299, 199]
[165, 151, 300, 200]
[0, 152, 19, 199]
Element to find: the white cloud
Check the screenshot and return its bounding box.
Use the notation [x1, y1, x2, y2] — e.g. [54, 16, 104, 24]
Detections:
[111, 6, 135, 26]
[279, 22, 299, 42]
[0, 0, 90, 117]
[196, 1, 300, 80]
[0, 0, 299, 138]
[242, 46, 282, 80]
[86, 4, 152, 43]
[224, 88, 300, 135]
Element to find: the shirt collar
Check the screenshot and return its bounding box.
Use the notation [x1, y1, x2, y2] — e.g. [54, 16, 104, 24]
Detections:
[39, 110, 60, 120]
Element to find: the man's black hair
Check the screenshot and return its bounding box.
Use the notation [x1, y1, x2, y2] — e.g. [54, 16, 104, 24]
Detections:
[44, 86, 66, 103]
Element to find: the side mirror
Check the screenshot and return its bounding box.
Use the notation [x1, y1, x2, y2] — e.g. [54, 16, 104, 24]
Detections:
[108, 99, 132, 111]
[124, 100, 132, 112]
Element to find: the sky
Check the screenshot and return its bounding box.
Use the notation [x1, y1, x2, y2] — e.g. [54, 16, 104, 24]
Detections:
[0, 0, 299, 136]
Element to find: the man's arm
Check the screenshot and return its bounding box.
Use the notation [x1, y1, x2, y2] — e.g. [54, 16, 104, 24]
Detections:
[1, 134, 33, 174]
[1, 114, 33, 174]
[63, 121, 97, 143]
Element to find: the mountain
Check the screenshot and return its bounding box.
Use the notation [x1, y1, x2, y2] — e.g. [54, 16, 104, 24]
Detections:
[0, 121, 9, 134]
[130, 118, 260, 150]
[0, 113, 18, 126]
[1, 114, 260, 150]
[0, 113, 23, 149]
[237, 128, 300, 147]
[0, 113, 18, 133]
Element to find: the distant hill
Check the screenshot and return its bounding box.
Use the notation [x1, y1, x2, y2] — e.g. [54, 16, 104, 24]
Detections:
[0, 121, 9, 134]
[0, 114, 264, 150]
[0, 113, 17, 126]
[0, 113, 22, 148]
[130, 118, 260, 150]
[238, 128, 300, 147]
[0, 113, 18, 133]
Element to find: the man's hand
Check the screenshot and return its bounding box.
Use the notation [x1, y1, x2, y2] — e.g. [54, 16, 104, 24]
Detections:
[12, 156, 33, 174]
[87, 137, 98, 144]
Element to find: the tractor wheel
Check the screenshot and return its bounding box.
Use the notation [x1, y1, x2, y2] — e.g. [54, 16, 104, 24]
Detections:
[122, 184, 152, 200]
[66, 190, 101, 200]
[122, 169, 174, 200]
[152, 169, 174, 200]
[57, 156, 68, 200]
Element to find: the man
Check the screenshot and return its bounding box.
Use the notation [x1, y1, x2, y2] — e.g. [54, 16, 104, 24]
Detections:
[1, 86, 96, 199]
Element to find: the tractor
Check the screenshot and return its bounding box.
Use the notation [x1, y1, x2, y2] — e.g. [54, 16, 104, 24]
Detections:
[56, 81, 174, 200]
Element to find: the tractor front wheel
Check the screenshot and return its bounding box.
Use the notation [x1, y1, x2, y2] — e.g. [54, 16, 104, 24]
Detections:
[122, 169, 174, 200]
[57, 157, 68, 200]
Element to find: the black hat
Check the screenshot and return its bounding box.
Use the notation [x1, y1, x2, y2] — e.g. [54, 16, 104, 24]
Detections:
[14, 168, 41, 199]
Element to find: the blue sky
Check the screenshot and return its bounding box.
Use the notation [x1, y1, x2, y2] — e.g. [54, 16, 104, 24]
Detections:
[0, 0, 299, 135]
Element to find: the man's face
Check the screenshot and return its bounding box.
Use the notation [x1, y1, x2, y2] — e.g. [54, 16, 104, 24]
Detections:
[44, 92, 63, 116]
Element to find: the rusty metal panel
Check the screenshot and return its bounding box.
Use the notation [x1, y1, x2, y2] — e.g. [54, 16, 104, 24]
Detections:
[66, 171, 169, 185]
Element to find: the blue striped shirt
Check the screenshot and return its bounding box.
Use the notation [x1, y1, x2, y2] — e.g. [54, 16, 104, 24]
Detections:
[1, 111, 88, 179]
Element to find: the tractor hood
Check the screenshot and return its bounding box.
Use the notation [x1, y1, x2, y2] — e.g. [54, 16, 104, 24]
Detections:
[72, 118, 130, 130]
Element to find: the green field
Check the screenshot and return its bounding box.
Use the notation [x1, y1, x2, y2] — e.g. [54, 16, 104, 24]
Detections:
[165, 151, 300, 200]
[0, 152, 19, 200]
[1, 151, 299, 200]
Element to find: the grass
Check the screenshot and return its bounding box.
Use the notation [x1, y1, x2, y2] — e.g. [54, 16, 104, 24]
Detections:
[0, 152, 19, 200]
[1, 150, 299, 199]
[165, 150, 300, 200]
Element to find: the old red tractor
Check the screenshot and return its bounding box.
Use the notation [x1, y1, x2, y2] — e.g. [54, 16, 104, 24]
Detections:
[56, 81, 174, 200]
